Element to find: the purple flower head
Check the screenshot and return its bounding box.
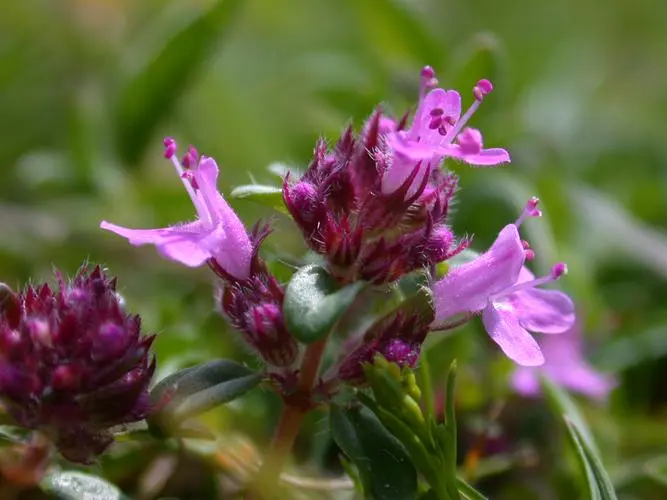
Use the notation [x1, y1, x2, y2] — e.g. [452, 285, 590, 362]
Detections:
[382, 67, 510, 196]
[432, 198, 575, 366]
[511, 323, 617, 401]
[283, 105, 467, 284]
[0, 266, 155, 463]
[101, 138, 253, 280]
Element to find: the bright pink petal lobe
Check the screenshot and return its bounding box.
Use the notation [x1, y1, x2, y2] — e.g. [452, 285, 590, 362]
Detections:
[100, 221, 211, 267]
[510, 288, 576, 334]
[483, 303, 544, 366]
[433, 224, 525, 322]
[511, 325, 617, 400]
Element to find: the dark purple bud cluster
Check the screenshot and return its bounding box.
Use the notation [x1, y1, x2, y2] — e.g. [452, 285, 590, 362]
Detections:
[337, 310, 430, 384]
[0, 266, 155, 463]
[212, 225, 299, 367]
[283, 111, 468, 285]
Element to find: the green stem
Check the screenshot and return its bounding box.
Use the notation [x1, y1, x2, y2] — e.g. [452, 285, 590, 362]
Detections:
[249, 339, 328, 499]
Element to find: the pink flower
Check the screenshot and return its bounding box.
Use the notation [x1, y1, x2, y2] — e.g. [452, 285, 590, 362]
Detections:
[382, 67, 510, 195]
[511, 323, 617, 400]
[101, 139, 253, 280]
[431, 199, 575, 366]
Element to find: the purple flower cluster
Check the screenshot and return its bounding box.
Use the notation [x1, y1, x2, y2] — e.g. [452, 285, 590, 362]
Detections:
[99, 66, 590, 391]
[0, 266, 155, 463]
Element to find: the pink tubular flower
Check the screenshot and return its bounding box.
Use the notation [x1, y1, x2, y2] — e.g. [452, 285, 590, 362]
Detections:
[101, 139, 253, 280]
[511, 323, 616, 400]
[382, 68, 510, 195]
[431, 199, 575, 366]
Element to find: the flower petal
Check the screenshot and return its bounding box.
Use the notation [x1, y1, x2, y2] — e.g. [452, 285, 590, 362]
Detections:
[100, 221, 212, 267]
[412, 88, 462, 145]
[550, 362, 616, 400]
[482, 302, 544, 366]
[539, 325, 616, 399]
[511, 326, 617, 400]
[194, 157, 253, 279]
[444, 145, 511, 166]
[432, 224, 525, 323]
[509, 288, 576, 334]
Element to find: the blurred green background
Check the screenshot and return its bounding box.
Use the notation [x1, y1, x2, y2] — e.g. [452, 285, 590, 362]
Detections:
[2, 0, 667, 498]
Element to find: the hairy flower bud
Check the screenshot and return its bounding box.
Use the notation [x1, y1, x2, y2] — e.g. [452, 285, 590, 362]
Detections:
[214, 227, 299, 367]
[0, 266, 155, 463]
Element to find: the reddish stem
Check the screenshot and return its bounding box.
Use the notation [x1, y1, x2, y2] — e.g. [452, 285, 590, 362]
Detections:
[248, 339, 328, 499]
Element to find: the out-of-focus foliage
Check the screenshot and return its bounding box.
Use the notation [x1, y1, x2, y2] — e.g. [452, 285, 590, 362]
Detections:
[1, 0, 666, 498]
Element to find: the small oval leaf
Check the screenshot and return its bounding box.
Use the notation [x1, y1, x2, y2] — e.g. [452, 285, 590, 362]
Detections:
[284, 265, 366, 343]
[41, 471, 128, 500]
[230, 184, 287, 213]
[150, 360, 262, 424]
[330, 404, 417, 500]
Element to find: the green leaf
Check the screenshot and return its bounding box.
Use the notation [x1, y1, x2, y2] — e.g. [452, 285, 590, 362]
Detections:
[456, 478, 488, 500]
[540, 376, 598, 454]
[283, 265, 366, 343]
[113, 0, 242, 165]
[149, 360, 262, 425]
[230, 184, 287, 213]
[330, 404, 418, 500]
[41, 471, 129, 500]
[564, 418, 617, 500]
[359, 393, 439, 491]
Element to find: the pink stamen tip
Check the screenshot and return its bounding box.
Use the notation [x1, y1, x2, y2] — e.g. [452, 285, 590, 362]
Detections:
[473, 79, 494, 101]
[181, 171, 198, 189]
[550, 262, 568, 279]
[524, 249, 536, 261]
[477, 79, 493, 94]
[527, 196, 540, 210]
[521, 239, 531, 249]
[428, 116, 442, 129]
[429, 108, 444, 117]
[181, 152, 194, 169]
[444, 115, 456, 126]
[163, 143, 176, 159]
[421, 66, 436, 80]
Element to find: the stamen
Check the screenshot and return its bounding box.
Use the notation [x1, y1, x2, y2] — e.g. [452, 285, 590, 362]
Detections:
[410, 67, 440, 141]
[440, 79, 494, 145]
[164, 137, 211, 225]
[515, 197, 542, 227]
[163, 137, 176, 159]
[493, 261, 569, 299]
[550, 262, 567, 279]
[429, 116, 442, 129]
[188, 145, 199, 164]
[473, 79, 494, 101]
[522, 241, 535, 261]
[429, 108, 444, 117]
[420, 66, 438, 100]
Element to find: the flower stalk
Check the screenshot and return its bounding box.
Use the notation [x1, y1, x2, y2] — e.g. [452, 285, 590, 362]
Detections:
[249, 338, 328, 499]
